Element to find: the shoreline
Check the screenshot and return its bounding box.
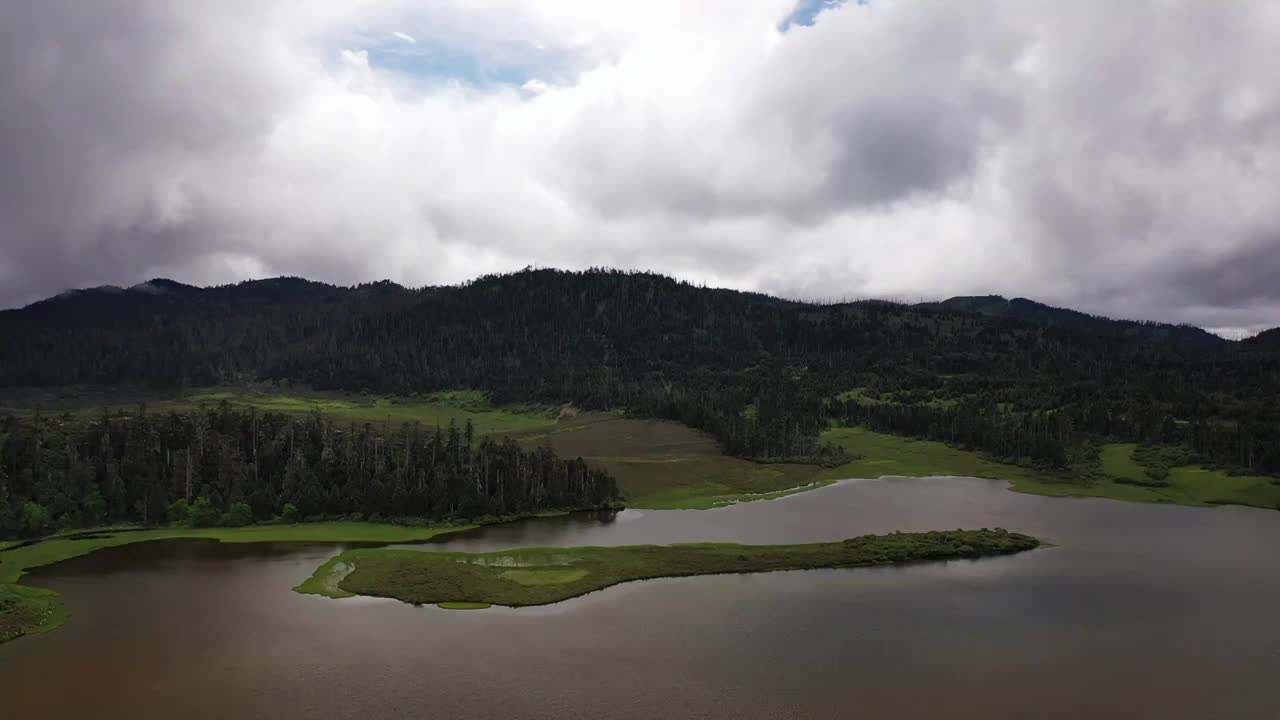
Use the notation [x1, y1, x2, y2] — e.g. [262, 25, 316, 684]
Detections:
[0, 508, 612, 644]
[7, 459, 1274, 645]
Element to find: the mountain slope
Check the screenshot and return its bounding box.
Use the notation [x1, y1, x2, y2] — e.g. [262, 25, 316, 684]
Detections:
[925, 295, 1226, 350]
[1244, 327, 1280, 350]
[2, 268, 1278, 475]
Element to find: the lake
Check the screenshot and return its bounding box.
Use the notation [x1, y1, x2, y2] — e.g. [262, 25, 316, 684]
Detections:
[2, 476, 1278, 719]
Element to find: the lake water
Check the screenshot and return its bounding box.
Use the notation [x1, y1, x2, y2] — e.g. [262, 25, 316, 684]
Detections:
[2, 476, 1278, 719]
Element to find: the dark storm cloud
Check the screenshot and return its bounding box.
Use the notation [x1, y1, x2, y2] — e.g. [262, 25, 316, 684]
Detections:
[0, 2, 286, 305]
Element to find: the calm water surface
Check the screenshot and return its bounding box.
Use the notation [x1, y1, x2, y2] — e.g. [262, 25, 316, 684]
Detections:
[2, 476, 1279, 719]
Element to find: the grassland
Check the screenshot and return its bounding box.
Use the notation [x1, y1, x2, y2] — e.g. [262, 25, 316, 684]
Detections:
[0, 521, 472, 643]
[819, 427, 1054, 485]
[819, 426, 1131, 500]
[297, 529, 1040, 607]
[1096, 443, 1280, 509]
[1099, 443, 1146, 483]
[821, 428, 1280, 511]
[515, 414, 832, 509]
[0, 386, 557, 436]
[43, 392, 1251, 513]
[0, 583, 66, 644]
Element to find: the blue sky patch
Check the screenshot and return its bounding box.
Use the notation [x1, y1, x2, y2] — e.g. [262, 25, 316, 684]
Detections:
[779, 0, 858, 31]
[353, 32, 575, 91]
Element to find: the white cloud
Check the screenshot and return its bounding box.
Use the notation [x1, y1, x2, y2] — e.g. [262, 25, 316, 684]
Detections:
[1, 0, 1279, 332]
[520, 78, 550, 94]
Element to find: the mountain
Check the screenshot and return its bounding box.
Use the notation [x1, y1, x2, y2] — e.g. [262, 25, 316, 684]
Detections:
[1243, 327, 1280, 350]
[2, 268, 1278, 475]
[923, 295, 1227, 350]
[15, 276, 408, 318]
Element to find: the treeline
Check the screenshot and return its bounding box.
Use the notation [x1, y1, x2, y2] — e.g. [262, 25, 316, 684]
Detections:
[0, 404, 619, 538]
[836, 401, 1084, 468]
[835, 395, 1280, 476]
[616, 385, 847, 464]
[2, 268, 1279, 477]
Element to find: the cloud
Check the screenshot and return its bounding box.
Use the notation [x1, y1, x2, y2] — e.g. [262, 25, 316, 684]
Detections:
[0, 0, 1278, 333]
[520, 78, 550, 94]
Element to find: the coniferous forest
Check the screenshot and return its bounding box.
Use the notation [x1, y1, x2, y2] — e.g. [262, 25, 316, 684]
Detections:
[0, 404, 617, 537]
[2, 267, 1278, 535]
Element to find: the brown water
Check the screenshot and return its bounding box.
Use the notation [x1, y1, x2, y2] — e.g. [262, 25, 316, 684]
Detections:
[2, 476, 1279, 719]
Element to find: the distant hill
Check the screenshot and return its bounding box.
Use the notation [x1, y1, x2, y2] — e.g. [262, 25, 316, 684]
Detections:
[1243, 327, 1280, 350]
[922, 295, 1227, 351]
[0, 271, 1258, 396]
[11, 276, 415, 329]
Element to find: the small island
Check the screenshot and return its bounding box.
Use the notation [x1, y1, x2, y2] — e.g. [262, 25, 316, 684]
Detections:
[296, 529, 1040, 608]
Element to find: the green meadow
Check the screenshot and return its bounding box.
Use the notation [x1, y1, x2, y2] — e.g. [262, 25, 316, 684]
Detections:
[1099, 443, 1146, 483]
[818, 427, 1053, 485]
[1095, 443, 1280, 508]
[514, 414, 832, 509]
[0, 583, 66, 644]
[0, 386, 558, 436]
[820, 428, 1280, 511]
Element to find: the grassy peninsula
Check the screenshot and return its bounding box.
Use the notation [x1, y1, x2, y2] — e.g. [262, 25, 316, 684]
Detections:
[296, 529, 1040, 607]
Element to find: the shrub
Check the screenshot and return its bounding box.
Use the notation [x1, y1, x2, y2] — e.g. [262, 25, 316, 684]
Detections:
[221, 502, 253, 528]
[19, 502, 52, 538]
[189, 497, 222, 528]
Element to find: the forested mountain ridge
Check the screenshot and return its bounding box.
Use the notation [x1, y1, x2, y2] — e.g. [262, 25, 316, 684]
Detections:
[3, 268, 1278, 480]
[1243, 327, 1280, 350]
[923, 295, 1226, 350]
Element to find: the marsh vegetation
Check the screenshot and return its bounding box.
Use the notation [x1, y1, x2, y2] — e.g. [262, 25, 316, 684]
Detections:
[298, 529, 1041, 607]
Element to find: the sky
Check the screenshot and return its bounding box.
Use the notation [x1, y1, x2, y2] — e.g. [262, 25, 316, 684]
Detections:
[1, 1, 1278, 336]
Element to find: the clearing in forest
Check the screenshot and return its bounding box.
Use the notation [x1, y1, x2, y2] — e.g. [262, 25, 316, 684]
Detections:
[514, 414, 830, 509]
